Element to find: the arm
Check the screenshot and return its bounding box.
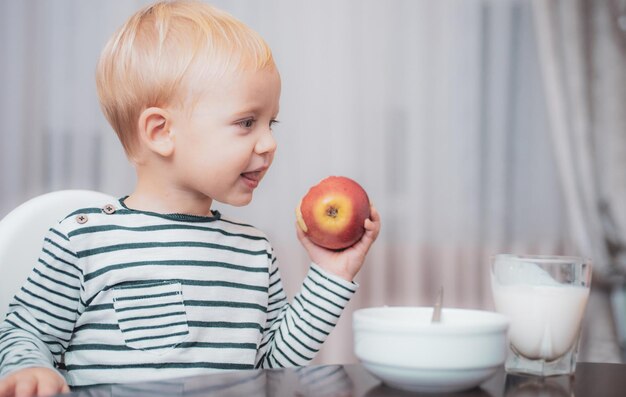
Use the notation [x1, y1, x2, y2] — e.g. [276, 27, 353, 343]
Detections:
[255, 206, 381, 368]
[255, 260, 357, 368]
[0, 227, 81, 395]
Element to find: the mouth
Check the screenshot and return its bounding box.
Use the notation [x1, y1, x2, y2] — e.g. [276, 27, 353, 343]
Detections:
[240, 168, 266, 189]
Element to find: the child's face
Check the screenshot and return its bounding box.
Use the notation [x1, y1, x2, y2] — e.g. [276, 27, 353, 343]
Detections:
[168, 66, 280, 207]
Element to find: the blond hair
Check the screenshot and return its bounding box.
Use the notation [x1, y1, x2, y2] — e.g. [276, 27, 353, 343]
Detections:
[96, 0, 275, 158]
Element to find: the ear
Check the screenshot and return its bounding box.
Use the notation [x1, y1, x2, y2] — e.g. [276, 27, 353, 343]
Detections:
[137, 107, 175, 158]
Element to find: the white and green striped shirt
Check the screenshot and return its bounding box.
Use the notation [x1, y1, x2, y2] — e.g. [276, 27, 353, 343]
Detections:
[0, 198, 357, 387]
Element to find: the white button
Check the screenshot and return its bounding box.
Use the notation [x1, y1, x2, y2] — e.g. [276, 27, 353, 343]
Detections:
[76, 214, 88, 224]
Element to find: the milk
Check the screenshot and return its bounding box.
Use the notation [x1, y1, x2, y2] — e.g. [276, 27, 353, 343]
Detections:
[492, 283, 589, 361]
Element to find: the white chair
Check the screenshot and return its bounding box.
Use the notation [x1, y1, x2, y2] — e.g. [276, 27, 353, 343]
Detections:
[0, 190, 117, 318]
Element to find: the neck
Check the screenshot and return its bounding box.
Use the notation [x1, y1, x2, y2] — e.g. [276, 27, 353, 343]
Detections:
[125, 166, 213, 216]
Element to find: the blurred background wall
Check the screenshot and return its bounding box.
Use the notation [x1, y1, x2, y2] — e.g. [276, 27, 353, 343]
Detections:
[1, 0, 624, 365]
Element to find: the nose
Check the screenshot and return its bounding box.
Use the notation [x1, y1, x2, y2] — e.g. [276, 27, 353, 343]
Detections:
[255, 130, 277, 155]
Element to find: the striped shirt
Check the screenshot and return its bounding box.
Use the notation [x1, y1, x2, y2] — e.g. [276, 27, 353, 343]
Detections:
[0, 198, 357, 387]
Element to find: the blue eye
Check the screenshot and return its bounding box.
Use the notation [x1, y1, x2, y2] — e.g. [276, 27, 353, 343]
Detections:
[239, 119, 255, 128]
[270, 119, 279, 128]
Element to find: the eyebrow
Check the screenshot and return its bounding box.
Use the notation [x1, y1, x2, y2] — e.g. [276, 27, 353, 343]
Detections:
[231, 106, 279, 119]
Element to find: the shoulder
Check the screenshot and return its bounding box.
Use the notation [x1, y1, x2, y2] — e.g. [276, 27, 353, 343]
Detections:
[53, 200, 123, 238]
[215, 214, 271, 244]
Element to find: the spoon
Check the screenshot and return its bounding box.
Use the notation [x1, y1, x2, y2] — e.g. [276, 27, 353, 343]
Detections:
[431, 286, 444, 323]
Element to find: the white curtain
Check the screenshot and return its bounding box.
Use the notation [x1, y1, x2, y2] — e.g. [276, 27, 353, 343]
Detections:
[532, 0, 626, 362]
[2, 0, 616, 364]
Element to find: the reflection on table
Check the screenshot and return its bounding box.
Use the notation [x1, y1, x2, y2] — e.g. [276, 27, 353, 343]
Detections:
[62, 362, 626, 397]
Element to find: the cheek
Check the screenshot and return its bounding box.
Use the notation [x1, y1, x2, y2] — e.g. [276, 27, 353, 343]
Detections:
[268, 149, 276, 166]
[197, 145, 249, 177]
[176, 141, 220, 176]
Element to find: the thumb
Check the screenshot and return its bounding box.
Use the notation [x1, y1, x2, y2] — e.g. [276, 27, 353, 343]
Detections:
[295, 222, 319, 253]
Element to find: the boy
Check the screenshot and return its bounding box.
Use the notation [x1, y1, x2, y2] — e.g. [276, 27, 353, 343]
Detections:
[0, 1, 380, 395]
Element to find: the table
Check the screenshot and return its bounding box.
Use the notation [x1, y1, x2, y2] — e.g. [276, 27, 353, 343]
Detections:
[62, 362, 626, 397]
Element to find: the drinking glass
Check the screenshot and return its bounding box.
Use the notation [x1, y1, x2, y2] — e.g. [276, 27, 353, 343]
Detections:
[490, 254, 592, 377]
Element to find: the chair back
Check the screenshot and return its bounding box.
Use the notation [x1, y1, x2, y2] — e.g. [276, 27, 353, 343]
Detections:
[0, 190, 117, 318]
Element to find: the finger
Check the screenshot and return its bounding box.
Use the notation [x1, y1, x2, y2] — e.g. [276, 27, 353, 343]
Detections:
[14, 377, 36, 397]
[295, 222, 317, 251]
[60, 383, 70, 393]
[358, 228, 378, 250]
[364, 219, 380, 238]
[364, 208, 380, 229]
[363, 221, 380, 242]
[368, 205, 381, 223]
[295, 215, 306, 232]
[36, 378, 66, 397]
[370, 204, 380, 218]
[0, 377, 17, 397]
[364, 217, 380, 231]
[295, 221, 307, 242]
[355, 220, 380, 253]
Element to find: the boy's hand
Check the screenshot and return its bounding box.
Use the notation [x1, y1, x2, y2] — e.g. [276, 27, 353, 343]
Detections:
[0, 367, 69, 397]
[296, 205, 381, 281]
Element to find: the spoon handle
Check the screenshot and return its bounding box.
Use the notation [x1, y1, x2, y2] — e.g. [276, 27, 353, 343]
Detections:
[431, 286, 444, 323]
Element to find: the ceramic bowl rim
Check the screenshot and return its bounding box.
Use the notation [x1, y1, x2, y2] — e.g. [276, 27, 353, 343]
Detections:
[353, 306, 509, 334]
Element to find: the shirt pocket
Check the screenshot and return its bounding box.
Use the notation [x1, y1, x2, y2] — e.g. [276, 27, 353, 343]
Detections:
[112, 281, 189, 355]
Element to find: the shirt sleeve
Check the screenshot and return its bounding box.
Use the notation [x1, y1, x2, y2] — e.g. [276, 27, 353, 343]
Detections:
[255, 251, 358, 368]
[0, 226, 82, 378]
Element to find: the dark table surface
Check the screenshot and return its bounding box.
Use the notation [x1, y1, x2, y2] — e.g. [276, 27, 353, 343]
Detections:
[61, 362, 626, 397]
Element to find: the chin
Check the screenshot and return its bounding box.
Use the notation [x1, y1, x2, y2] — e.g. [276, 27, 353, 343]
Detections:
[225, 194, 254, 207]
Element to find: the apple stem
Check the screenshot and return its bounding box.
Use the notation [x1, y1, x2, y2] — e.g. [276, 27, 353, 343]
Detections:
[326, 207, 338, 218]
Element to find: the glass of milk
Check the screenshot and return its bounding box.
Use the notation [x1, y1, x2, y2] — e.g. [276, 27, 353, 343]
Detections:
[491, 254, 592, 377]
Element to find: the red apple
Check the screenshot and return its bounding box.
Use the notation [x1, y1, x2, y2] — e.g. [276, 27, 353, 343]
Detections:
[296, 176, 371, 250]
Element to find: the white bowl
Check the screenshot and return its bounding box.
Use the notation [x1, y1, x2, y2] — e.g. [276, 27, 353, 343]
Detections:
[353, 306, 509, 393]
